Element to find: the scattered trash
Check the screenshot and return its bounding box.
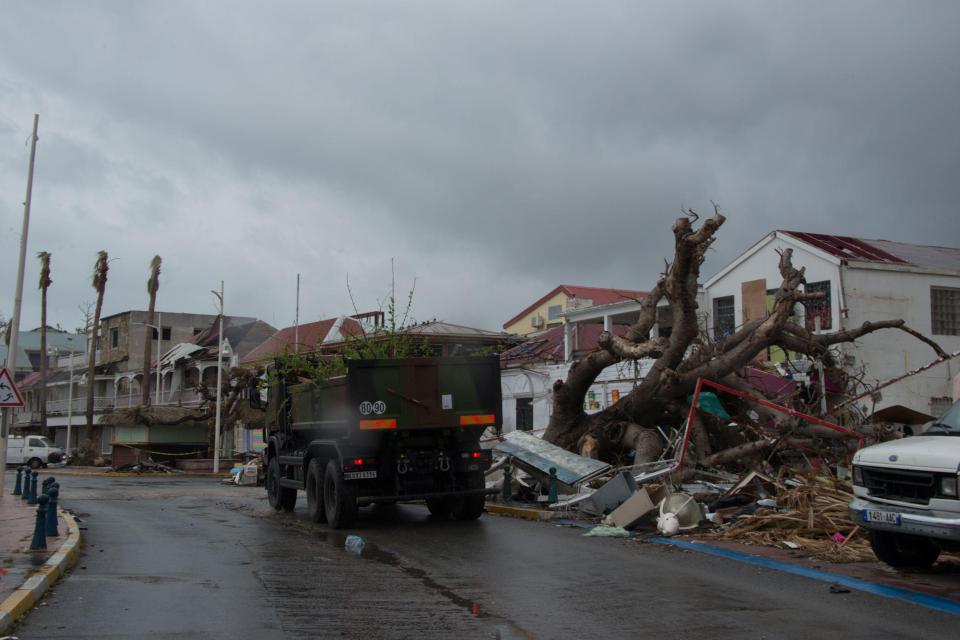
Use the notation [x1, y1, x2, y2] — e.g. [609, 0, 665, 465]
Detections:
[829, 584, 851, 594]
[782, 541, 801, 550]
[344, 535, 365, 555]
[659, 493, 703, 531]
[578, 471, 637, 516]
[831, 532, 846, 544]
[657, 512, 680, 536]
[583, 526, 631, 538]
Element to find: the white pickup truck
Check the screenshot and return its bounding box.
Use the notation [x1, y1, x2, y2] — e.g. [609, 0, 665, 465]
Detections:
[849, 400, 960, 567]
[4, 435, 64, 469]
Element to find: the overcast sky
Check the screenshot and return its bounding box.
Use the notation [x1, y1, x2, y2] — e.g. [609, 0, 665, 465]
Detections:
[2, 1, 959, 336]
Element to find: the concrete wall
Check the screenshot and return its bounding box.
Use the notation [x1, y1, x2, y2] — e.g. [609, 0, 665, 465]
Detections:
[504, 291, 571, 335]
[842, 266, 960, 415]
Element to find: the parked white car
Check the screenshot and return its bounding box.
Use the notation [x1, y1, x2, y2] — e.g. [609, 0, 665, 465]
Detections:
[849, 400, 960, 567]
[4, 435, 64, 469]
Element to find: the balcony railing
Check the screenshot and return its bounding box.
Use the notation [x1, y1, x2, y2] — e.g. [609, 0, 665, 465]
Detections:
[13, 389, 209, 426]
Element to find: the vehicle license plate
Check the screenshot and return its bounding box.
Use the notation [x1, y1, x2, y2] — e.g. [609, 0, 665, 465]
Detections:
[344, 470, 377, 480]
[863, 509, 900, 525]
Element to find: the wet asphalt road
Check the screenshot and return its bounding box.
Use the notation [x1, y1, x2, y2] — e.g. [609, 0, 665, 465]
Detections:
[10, 474, 959, 639]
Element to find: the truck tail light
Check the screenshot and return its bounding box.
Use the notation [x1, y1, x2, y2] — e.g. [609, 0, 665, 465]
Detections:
[459, 414, 495, 426]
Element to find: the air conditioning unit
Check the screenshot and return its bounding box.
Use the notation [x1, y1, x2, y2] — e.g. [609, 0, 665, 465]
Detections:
[531, 315, 545, 328]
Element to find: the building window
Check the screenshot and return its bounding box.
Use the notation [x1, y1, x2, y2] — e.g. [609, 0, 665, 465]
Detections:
[109, 327, 119, 349]
[547, 305, 563, 321]
[515, 397, 533, 431]
[713, 295, 735, 340]
[152, 327, 172, 341]
[931, 286, 960, 336]
[804, 281, 832, 331]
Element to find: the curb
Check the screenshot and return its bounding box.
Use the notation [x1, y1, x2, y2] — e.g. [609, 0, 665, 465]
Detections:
[486, 502, 559, 521]
[0, 511, 82, 634]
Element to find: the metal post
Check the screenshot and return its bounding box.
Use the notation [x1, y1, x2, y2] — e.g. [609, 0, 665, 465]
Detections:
[30, 495, 48, 550]
[548, 467, 558, 504]
[213, 281, 224, 473]
[0, 114, 39, 497]
[28, 470, 39, 505]
[13, 467, 24, 495]
[46, 486, 59, 536]
[502, 459, 512, 501]
[66, 349, 75, 457]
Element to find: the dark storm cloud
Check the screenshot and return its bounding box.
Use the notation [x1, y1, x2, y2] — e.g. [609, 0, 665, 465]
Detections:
[1, 1, 959, 332]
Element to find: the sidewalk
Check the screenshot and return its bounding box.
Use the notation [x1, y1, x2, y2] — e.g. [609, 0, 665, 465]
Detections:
[0, 479, 82, 634]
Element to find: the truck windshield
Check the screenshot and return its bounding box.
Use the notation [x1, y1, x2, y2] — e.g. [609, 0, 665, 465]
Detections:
[922, 401, 960, 436]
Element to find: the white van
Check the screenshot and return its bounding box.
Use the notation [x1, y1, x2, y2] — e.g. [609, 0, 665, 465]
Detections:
[849, 400, 960, 567]
[5, 435, 64, 469]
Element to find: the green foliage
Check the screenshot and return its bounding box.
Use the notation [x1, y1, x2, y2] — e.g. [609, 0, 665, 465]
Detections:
[266, 286, 430, 387]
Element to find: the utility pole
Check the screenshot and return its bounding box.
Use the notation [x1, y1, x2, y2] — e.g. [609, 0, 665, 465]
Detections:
[294, 274, 300, 353]
[212, 281, 224, 473]
[1, 114, 39, 497]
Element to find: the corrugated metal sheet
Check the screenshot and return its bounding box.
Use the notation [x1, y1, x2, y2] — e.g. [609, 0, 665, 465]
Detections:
[494, 430, 611, 486]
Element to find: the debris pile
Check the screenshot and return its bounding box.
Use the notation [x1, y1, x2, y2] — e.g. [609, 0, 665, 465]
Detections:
[708, 474, 872, 563]
[111, 460, 183, 474]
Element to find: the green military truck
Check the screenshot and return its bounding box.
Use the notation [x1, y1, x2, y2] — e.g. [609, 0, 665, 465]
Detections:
[262, 356, 500, 528]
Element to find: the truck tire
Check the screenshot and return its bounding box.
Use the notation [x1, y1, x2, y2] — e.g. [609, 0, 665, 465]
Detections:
[323, 460, 358, 529]
[267, 456, 297, 512]
[868, 530, 940, 568]
[28, 457, 43, 470]
[306, 459, 327, 523]
[426, 497, 454, 518]
[452, 494, 485, 521]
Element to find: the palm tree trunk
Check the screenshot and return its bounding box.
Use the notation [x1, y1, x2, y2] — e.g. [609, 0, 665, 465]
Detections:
[141, 256, 161, 406]
[85, 251, 109, 455]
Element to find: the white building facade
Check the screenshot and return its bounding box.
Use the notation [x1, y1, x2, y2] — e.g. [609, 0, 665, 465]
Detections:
[703, 231, 960, 418]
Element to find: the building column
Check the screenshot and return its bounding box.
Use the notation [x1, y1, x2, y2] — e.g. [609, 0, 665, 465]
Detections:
[603, 315, 611, 332]
[564, 322, 573, 362]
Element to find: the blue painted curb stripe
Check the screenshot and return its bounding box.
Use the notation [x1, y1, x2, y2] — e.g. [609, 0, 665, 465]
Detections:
[649, 536, 960, 616]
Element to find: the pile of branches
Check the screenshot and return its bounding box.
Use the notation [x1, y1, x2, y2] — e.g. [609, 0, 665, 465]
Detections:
[709, 474, 873, 563]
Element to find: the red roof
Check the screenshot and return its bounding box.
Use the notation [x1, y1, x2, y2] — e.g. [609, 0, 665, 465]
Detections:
[781, 231, 908, 264]
[500, 323, 631, 365]
[241, 317, 365, 364]
[18, 371, 43, 388]
[503, 285, 647, 329]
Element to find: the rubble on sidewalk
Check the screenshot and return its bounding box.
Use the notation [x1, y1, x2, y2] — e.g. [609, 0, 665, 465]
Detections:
[110, 460, 183, 474]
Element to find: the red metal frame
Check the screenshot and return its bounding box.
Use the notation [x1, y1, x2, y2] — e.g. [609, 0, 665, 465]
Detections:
[679, 377, 864, 467]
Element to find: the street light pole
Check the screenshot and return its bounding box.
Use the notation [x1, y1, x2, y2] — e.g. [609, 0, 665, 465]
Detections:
[212, 281, 224, 473]
[66, 348, 75, 458]
[0, 113, 39, 497]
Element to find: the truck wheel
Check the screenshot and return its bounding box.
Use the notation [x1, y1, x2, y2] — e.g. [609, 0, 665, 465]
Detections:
[28, 458, 43, 470]
[869, 530, 941, 568]
[306, 459, 327, 523]
[323, 460, 358, 529]
[426, 497, 454, 518]
[267, 456, 297, 512]
[452, 494, 485, 521]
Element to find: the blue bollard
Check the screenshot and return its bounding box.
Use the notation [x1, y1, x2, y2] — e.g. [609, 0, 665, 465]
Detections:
[42, 476, 54, 496]
[502, 460, 512, 501]
[548, 467, 558, 504]
[28, 470, 40, 505]
[13, 466, 24, 496]
[46, 487, 60, 537]
[21, 468, 31, 502]
[30, 495, 49, 551]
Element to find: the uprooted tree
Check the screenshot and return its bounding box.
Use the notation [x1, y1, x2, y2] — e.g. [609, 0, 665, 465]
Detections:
[541, 208, 947, 467]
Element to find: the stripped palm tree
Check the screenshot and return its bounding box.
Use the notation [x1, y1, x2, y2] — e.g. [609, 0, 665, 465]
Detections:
[85, 251, 109, 444]
[141, 255, 162, 406]
[37, 251, 52, 436]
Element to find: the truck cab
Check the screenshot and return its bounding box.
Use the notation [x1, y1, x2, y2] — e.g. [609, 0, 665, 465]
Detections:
[263, 356, 500, 528]
[849, 400, 960, 567]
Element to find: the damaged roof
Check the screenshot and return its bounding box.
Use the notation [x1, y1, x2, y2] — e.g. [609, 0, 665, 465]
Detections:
[781, 231, 960, 272]
[500, 323, 631, 365]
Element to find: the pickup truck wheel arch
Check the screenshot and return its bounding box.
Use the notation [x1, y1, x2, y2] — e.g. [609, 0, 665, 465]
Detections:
[28, 457, 43, 470]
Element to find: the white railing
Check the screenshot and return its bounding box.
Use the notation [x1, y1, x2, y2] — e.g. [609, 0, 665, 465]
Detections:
[113, 389, 206, 409]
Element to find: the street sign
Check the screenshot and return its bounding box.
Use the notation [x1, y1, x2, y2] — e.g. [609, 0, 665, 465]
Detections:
[0, 367, 25, 407]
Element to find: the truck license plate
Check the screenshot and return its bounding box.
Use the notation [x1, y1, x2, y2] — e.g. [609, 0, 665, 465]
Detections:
[863, 509, 900, 525]
[344, 470, 377, 480]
